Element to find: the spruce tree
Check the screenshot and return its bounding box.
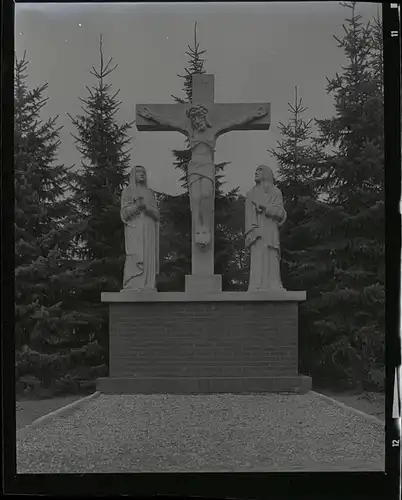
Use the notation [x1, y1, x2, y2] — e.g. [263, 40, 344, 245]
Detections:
[267, 87, 325, 377]
[268, 86, 321, 291]
[158, 23, 241, 291]
[68, 35, 134, 348]
[301, 2, 384, 389]
[14, 52, 85, 353]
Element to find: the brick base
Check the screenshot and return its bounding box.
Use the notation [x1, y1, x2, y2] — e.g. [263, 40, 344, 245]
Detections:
[98, 291, 310, 394]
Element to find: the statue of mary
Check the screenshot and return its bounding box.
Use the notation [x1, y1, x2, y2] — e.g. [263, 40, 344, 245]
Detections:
[120, 165, 159, 291]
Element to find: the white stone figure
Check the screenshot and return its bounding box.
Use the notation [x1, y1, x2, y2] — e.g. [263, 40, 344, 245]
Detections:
[121, 165, 159, 291]
[138, 104, 268, 250]
[245, 165, 287, 291]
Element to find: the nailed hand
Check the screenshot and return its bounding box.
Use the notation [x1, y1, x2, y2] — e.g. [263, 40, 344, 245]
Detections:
[256, 107, 268, 118]
[138, 107, 152, 119]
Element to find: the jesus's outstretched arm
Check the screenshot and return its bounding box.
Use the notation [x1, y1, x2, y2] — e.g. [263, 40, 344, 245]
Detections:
[138, 107, 187, 133]
[219, 106, 269, 133]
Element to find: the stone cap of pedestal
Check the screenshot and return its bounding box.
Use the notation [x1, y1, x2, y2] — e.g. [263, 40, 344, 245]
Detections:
[101, 290, 306, 303]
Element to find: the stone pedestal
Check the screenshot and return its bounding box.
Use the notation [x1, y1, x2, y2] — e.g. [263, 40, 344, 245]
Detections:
[97, 291, 311, 394]
[185, 274, 222, 293]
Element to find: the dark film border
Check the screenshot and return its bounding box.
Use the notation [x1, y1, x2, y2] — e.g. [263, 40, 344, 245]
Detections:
[384, 1, 402, 497]
[1, 1, 399, 498]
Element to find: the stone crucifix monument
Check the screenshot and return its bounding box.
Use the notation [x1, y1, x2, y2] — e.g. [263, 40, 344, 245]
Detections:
[136, 73, 271, 293]
[98, 70, 310, 395]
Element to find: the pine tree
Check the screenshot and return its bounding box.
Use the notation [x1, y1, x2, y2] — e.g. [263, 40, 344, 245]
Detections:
[267, 86, 322, 291]
[14, 52, 85, 352]
[68, 35, 134, 347]
[301, 2, 384, 389]
[267, 87, 325, 377]
[158, 23, 242, 291]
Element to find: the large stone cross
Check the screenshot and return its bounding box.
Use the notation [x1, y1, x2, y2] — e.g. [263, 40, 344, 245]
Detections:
[136, 73, 271, 292]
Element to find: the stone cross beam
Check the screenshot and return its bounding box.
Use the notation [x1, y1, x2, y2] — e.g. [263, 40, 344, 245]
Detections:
[136, 73, 271, 292]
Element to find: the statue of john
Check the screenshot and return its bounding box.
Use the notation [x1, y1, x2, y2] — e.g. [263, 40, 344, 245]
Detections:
[245, 165, 287, 291]
[120, 165, 160, 291]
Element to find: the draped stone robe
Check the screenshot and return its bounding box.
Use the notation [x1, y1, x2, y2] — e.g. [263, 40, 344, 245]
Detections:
[245, 184, 287, 291]
[120, 184, 159, 291]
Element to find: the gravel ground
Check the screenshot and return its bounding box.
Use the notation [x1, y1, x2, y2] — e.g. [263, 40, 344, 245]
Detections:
[17, 393, 384, 473]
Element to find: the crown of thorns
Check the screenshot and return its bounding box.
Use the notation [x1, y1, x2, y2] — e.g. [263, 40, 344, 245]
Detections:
[186, 105, 209, 118]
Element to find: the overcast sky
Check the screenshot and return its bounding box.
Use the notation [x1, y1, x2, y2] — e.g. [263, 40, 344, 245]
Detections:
[15, 2, 380, 195]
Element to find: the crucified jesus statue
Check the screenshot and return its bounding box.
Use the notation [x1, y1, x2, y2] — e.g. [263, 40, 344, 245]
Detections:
[138, 103, 269, 248]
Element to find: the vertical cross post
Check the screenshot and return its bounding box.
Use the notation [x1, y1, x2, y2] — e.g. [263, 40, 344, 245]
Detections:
[189, 74, 217, 284]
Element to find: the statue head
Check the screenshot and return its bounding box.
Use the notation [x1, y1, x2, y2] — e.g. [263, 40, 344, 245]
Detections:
[255, 165, 274, 187]
[186, 104, 212, 132]
[131, 165, 147, 186]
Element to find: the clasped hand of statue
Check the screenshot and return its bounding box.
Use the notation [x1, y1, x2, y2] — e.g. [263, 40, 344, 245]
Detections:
[137, 198, 146, 211]
[257, 203, 276, 218]
[128, 197, 146, 216]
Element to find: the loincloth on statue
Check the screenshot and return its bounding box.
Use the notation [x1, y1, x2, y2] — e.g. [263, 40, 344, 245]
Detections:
[187, 160, 215, 212]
